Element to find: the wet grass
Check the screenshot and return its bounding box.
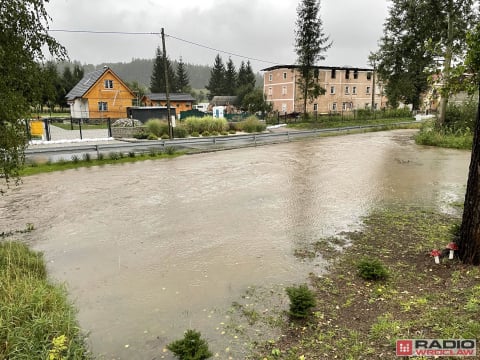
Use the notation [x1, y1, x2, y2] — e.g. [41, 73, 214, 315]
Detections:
[249, 206, 480, 359]
[20, 150, 184, 177]
[286, 117, 418, 130]
[0, 240, 91, 359]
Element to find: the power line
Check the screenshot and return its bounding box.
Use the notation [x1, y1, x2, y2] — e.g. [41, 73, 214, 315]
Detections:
[49, 28, 281, 66]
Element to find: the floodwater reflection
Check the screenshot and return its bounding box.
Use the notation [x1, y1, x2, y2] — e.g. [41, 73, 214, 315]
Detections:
[0, 130, 470, 359]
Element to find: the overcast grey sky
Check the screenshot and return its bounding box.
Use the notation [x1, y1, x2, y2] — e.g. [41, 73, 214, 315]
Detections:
[45, 0, 390, 71]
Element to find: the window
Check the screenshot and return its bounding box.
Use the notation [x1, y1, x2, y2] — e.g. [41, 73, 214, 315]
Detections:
[268, 87, 272, 95]
[282, 103, 287, 113]
[352, 86, 357, 95]
[269, 74, 273, 82]
[342, 102, 347, 111]
[345, 69, 350, 79]
[367, 72, 372, 80]
[366, 86, 371, 94]
[332, 103, 337, 111]
[354, 70, 358, 79]
[331, 69, 336, 79]
[313, 103, 318, 112]
[282, 86, 287, 95]
[283, 72, 287, 80]
[330, 86, 335, 94]
[98, 102, 108, 111]
[345, 86, 349, 94]
[104, 79, 113, 89]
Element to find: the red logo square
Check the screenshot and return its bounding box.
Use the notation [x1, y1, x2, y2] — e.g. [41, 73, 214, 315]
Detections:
[396, 340, 413, 356]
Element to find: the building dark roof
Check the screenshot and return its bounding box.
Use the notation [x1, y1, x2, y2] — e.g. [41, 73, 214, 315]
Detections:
[261, 64, 373, 72]
[65, 67, 108, 101]
[145, 93, 196, 102]
[209, 96, 238, 106]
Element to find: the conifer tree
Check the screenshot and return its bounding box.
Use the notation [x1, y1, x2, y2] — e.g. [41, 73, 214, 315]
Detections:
[224, 58, 237, 96]
[206, 54, 226, 99]
[295, 0, 331, 116]
[150, 46, 177, 93]
[176, 57, 191, 93]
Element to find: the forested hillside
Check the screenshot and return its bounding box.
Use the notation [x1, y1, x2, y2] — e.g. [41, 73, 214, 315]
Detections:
[57, 59, 262, 91]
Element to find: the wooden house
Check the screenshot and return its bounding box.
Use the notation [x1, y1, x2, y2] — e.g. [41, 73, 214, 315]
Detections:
[66, 66, 135, 121]
[141, 93, 196, 113]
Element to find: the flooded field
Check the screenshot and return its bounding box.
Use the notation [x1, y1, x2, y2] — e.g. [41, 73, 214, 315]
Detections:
[0, 130, 470, 359]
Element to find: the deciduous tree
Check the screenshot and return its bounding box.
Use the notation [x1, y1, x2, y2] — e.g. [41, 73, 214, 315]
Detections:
[458, 23, 480, 265]
[0, 0, 66, 192]
[294, 0, 331, 117]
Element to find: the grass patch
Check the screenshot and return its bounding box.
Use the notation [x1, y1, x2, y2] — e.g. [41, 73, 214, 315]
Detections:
[0, 241, 91, 359]
[20, 150, 184, 177]
[253, 206, 480, 359]
[286, 117, 417, 130]
[415, 121, 473, 150]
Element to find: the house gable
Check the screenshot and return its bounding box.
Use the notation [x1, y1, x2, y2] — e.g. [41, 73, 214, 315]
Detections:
[66, 67, 136, 120]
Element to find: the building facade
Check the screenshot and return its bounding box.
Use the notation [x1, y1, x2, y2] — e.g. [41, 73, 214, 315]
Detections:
[66, 66, 135, 120]
[262, 65, 387, 114]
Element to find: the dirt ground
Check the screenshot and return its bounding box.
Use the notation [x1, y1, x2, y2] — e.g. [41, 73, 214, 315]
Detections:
[247, 206, 480, 359]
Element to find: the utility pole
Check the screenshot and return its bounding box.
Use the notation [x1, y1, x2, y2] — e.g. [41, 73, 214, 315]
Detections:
[161, 28, 173, 139]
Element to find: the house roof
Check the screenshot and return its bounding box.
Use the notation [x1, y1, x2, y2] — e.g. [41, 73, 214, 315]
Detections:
[210, 96, 238, 106]
[65, 67, 108, 100]
[144, 93, 196, 102]
[261, 64, 373, 72]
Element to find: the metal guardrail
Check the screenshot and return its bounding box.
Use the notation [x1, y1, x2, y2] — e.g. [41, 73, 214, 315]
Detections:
[25, 121, 417, 160]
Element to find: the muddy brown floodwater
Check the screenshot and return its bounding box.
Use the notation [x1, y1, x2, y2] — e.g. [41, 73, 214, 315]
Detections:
[0, 130, 470, 359]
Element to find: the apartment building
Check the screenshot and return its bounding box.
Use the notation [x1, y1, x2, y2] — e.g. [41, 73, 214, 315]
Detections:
[262, 65, 386, 114]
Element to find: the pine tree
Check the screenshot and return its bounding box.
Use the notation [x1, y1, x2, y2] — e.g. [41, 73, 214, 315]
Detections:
[206, 54, 226, 99]
[150, 46, 177, 93]
[236, 61, 256, 104]
[176, 57, 191, 93]
[295, 0, 331, 116]
[224, 58, 237, 95]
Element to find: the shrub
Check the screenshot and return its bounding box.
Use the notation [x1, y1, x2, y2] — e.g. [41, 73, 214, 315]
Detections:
[357, 258, 389, 281]
[202, 131, 210, 137]
[211, 131, 219, 136]
[167, 329, 212, 360]
[173, 126, 188, 138]
[161, 134, 170, 140]
[71, 155, 80, 163]
[82, 153, 91, 162]
[228, 129, 236, 134]
[145, 119, 169, 137]
[220, 131, 229, 136]
[97, 153, 104, 160]
[148, 133, 158, 140]
[108, 152, 120, 160]
[128, 151, 135, 158]
[190, 131, 200, 137]
[165, 146, 176, 155]
[184, 116, 228, 134]
[148, 148, 157, 157]
[237, 116, 266, 133]
[133, 132, 148, 139]
[286, 284, 316, 319]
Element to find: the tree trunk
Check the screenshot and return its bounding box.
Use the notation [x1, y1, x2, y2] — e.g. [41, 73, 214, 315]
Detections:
[458, 85, 480, 265]
[438, 1, 454, 126]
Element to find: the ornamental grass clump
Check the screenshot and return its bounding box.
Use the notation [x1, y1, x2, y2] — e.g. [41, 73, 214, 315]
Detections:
[286, 284, 316, 319]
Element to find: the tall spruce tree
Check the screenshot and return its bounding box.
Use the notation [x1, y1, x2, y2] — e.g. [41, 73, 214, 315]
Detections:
[150, 46, 177, 93]
[294, 0, 331, 117]
[0, 0, 66, 191]
[376, 0, 476, 112]
[236, 60, 256, 105]
[176, 57, 191, 93]
[224, 58, 237, 96]
[206, 54, 226, 99]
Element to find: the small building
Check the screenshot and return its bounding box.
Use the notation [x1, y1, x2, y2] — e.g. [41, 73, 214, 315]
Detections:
[66, 66, 136, 121]
[127, 106, 176, 123]
[208, 96, 239, 114]
[262, 65, 387, 114]
[141, 93, 196, 113]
